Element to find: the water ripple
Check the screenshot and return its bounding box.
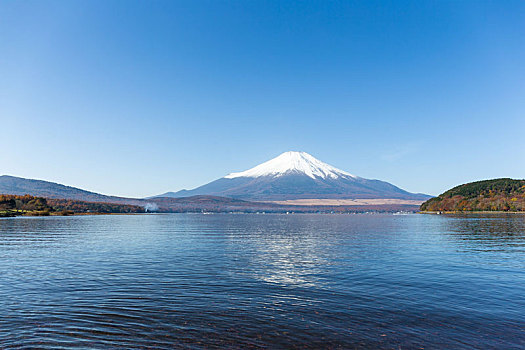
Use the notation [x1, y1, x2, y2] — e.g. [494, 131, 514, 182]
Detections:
[1, 214, 524, 349]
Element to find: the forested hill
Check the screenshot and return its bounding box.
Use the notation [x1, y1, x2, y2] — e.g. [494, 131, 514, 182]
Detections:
[421, 178, 525, 212]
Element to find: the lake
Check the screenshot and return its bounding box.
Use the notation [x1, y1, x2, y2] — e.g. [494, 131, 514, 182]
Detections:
[1, 213, 524, 349]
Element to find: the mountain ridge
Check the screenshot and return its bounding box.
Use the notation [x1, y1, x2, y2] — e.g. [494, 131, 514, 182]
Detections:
[0, 176, 423, 213]
[0, 175, 140, 205]
[1, 151, 430, 204]
[157, 151, 430, 201]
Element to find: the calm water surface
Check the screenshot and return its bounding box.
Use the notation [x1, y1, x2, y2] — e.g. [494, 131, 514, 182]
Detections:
[0, 214, 524, 349]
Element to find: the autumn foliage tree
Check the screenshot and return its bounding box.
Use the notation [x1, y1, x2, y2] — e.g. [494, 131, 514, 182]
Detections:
[421, 179, 525, 212]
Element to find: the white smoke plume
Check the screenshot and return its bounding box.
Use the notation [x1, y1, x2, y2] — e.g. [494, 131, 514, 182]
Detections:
[144, 203, 159, 212]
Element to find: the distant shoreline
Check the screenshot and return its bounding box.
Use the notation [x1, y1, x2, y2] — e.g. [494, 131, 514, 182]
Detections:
[420, 211, 525, 215]
[2, 211, 418, 218]
[262, 198, 425, 206]
[0, 210, 144, 218]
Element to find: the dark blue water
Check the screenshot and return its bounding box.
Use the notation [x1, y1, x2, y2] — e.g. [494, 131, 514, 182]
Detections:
[1, 214, 524, 349]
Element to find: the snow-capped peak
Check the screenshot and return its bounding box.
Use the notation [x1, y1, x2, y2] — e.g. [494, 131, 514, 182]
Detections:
[224, 151, 357, 180]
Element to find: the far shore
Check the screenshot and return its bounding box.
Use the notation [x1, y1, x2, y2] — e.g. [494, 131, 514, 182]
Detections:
[420, 211, 525, 215]
[262, 198, 426, 206]
[0, 210, 149, 218]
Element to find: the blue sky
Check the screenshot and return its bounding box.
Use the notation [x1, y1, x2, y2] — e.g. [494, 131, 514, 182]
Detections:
[1, 0, 524, 197]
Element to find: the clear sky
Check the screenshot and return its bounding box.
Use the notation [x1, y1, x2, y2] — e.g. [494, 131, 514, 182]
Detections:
[1, 0, 524, 197]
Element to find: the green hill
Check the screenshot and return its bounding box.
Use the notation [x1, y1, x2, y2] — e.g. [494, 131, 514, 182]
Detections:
[421, 178, 525, 212]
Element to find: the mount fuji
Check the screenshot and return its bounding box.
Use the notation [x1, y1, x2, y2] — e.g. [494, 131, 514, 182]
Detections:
[157, 151, 430, 201]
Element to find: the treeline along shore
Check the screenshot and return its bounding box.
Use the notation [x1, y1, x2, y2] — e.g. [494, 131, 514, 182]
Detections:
[0, 194, 145, 217]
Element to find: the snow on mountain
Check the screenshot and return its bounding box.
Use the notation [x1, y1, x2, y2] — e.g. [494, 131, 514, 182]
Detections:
[224, 151, 357, 180]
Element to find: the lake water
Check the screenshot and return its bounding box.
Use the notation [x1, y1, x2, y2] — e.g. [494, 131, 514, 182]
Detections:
[0, 213, 524, 349]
